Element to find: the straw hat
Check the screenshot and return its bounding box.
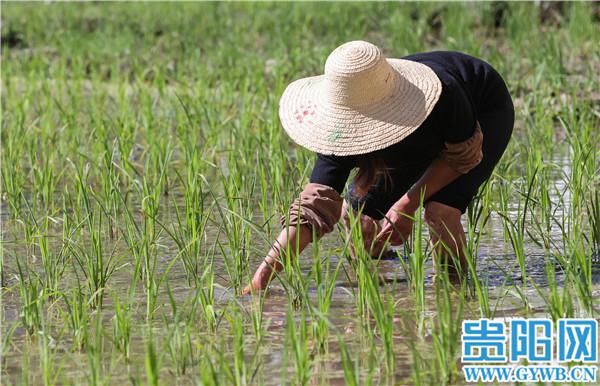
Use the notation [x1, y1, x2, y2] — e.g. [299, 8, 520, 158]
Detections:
[279, 40, 442, 156]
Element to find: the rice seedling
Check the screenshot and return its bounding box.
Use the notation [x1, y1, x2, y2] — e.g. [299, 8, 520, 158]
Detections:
[397, 201, 428, 318]
[430, 269, 465, 385]
[284, 307, 313, 386]
[337, 334, 360, 386]
[498, 163, 538, 289]
[34, 217, 69, 295]
[86, 314, 113, 386]
[144, 326, 161, 386]
[340, 208, 396, 379]
[531, 257, 574, 322]
[15, 258, 45, 336]
[111, 293, 133, 360]
[60, 286, 89, 351]
[225, 307, 252, 386]
[37, 328, 61, 386]
[67, 163, 124, 309]
[167, 150, 213, 285]
[309, 244, 342, 353]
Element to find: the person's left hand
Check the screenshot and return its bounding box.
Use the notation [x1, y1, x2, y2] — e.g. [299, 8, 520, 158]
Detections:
[373, 195, 418, 252]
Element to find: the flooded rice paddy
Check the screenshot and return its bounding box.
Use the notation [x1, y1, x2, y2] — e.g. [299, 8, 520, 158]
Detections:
[1, 2, 599, 385]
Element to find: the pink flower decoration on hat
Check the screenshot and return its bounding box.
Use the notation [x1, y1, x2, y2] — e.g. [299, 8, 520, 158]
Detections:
[294, 101, 317, 123]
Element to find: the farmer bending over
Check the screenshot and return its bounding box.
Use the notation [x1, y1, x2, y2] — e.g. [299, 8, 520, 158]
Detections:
[243, 41, 514, 294]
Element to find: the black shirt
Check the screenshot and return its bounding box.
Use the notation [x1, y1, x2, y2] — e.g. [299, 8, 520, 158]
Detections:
[309, 51, 510, 194]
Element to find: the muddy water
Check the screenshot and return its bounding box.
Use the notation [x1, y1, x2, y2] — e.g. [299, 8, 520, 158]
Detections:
[1, 158, 599, 385]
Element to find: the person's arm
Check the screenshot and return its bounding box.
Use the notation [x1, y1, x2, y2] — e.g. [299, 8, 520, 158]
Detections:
[242, 182, 345, 295]
[242, 155, 352, 295]
[242, 225, 312, 295]
[374, 123, 483, 247]
[372, 158, 461, 248]
[406, 157, 462, 205]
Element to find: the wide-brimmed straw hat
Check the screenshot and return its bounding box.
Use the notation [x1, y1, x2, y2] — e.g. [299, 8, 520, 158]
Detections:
[279, 40, 442, 156]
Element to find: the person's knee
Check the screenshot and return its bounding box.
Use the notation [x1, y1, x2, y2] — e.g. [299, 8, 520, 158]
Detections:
[424, 201, 461, 231]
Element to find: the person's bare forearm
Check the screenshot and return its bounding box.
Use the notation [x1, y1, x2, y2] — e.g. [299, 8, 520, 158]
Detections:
[263, 225, 312, 272]
[405, 158, 461, 205]
[242, 224, 313, 294]
[374, 158, 462, 248]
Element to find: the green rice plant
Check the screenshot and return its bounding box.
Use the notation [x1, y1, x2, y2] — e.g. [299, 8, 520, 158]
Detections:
[164, 320, 194, 377]
[121, 160, 173, 319]
[139, 190, 163, 318]
[69, 208, 120, 310]
[122, 202, 180, 321]
[309, 243, 343, 353]
[531, 258, 574, 322]
[272, 215, 314, 309]
[68, 163, 123, 309]
[15, 258, 45, 336]
[248, 286, 267, 347]
[85, 314, 112, 386]
[226, 308, 251, 386]
[514, 158, 555, 251]
[99, 138, 124, 240]
[35, 217, 69, 295]
[463, 229, 493, 319]
[196, 256, 218, 332]
[160, 194, 219, 330]
[60, 286, 89, 351]
[17, 341, 32, 386]
[1, 321, 18, 367]
[408, 338, 428, 386]
[341, 209, 396, 378]
[285, 307, 313, 386]
[197, 340, 229, 386]
[0, 109, 27, 219]
[339, 209, 374, 320]
[144, 326, 161, 386]
[337, 335, 360, 386]
[397, 203, 428, 317]
[430, 269, 465, 385]
[496, 166, 538, 310]
[512, 165, 537, 280]
[18, 197, 66, 295]
[163, 284, 195, 376]
[168, 152, 214, 285]
[563, 240, 595, 316]
[213, 167, 255, 294]
[587, 187, 600, 257]
[111, 293, 133, 360]
[465, 179, 492, 256]
[555, 115, 597, 315]
[37, 329, 61, 386]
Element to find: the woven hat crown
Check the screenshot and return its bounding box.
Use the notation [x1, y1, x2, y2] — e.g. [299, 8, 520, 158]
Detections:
[278, 40, 442, 156]
[323, 41, 395, 108]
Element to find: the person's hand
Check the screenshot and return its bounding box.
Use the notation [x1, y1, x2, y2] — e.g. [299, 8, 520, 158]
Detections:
[373, 194, 418, 252]
[342, 201, 381, 257]
[241, 259, 281, 295]
[359, 213, 380, 249]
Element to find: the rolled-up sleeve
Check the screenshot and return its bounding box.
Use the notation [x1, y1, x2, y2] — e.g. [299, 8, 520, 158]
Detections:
[280, 183, 343, 239]
[440, 121, 483, 174]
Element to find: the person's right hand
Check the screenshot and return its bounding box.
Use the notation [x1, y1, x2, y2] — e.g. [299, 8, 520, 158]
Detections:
[241, 260, 280, 295]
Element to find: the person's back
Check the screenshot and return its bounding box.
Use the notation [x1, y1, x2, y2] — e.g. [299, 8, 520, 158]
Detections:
[403, 51, 512, 113]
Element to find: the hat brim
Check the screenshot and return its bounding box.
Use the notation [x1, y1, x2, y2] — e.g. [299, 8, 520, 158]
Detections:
[278, 59, 442, 156]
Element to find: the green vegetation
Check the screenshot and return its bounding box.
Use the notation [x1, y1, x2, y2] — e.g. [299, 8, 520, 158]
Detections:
[1, 2, 599, 385]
